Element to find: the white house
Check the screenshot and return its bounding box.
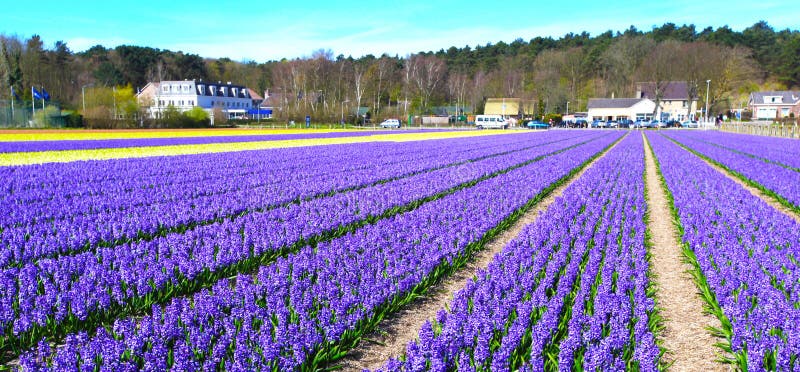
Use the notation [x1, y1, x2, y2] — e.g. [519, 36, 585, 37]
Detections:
[137, 80, 260, 120]
[748, 91, 800, 120]
[587, 98, 656, 121]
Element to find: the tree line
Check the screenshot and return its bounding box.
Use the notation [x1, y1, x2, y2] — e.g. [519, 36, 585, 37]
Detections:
[1, 21, 798, 125]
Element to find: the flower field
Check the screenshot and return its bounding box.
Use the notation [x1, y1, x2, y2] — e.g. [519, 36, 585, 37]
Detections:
[1, 129, 797, 371]
[0, 130, 507, 166]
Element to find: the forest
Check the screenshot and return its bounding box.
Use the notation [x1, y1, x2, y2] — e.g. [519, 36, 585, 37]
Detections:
[1, 21, 799, 125]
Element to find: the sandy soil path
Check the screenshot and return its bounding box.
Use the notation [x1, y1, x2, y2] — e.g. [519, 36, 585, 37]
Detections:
[643, 133, 727, 371]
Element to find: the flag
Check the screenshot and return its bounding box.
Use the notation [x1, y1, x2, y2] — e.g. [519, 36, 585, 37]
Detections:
[32, 87, 43, 100]
[11, 86, 21, 101]
[41, 87, 50, 101]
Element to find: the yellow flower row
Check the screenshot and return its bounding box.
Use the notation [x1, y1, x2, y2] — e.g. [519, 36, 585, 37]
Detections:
[0, 130, 516, 166]
[0, 128, 359, 142]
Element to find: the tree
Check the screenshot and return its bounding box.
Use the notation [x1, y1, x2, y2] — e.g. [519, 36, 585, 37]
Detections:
[635, 41, 683, 118]
[776, 33, 800, 88]
[406, 54, 446, 112]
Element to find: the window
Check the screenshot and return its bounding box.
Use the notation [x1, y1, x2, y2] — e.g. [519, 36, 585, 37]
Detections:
[162, 85, 169, 92]
[682, 100, 687, 108]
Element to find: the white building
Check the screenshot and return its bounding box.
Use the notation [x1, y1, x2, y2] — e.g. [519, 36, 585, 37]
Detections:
[587, 98, 656, 121]
[137, 80, 260, 120]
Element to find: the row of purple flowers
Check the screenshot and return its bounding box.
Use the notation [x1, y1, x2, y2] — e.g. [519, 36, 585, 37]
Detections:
[647, 132, 800, 371]
[662, 131, 800, 210]
[668, 130, 800, 171]
[0, 132, 612, 359]
[2, 133, 581, 268]
[379, 133, 660, 371]
[13, 133, 622, 370]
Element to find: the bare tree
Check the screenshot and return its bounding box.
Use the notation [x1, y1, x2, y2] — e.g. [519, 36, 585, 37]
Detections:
[599, 36, 655, 97]
[407, 54, 446, 112]
[635, 40, 682, 118]
[447, 72, 469, 120]
[352, 61, 367, 124]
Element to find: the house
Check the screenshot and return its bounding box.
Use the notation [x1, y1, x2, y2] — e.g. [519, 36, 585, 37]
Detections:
[748, 91, 800, 120]
[484, 98, 520, 117]
[635, 81, 698, 121]
[587, 98, 656, 121]
[136, 80, 257, 120]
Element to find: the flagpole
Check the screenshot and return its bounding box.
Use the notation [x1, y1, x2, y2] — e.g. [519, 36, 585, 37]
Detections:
[31, 86, 35, 117]
[9, 86, 13, 119]
[41, 86, 45, 111]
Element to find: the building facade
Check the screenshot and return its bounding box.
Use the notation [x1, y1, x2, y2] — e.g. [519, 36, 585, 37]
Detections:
[636, 81, 698, 121]
[748, 91, 800, 120]
[137, 80, 261, 120]
[587, 98, 656, 121]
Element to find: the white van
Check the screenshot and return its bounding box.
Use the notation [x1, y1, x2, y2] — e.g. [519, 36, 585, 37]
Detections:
[475, 115, 508, 129]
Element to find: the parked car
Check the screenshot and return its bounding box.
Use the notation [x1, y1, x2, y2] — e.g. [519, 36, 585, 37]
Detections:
[618, 119, 634, 128]
[642, 120, 660, 128]
[591, 119, 606, 128]
[379, 118, 401, 128]
[526, 120, 549, 129]
[606, 120, 619, 128]
[633, 120, 647, 128]
[681, 120, 699, 128]
[665, 119, 681, 128]
[574, 119, 588, 128]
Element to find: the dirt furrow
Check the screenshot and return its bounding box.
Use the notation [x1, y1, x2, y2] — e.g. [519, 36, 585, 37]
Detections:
[643, 133, 727, 371]
[337, 132, 627, 371]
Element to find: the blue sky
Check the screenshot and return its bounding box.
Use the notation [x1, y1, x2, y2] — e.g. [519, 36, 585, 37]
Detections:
[1, 0, 797, 61]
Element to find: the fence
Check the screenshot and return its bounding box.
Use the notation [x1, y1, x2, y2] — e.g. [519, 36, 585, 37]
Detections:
[0, 100, 70, 128]
[719, 121, 800, 139]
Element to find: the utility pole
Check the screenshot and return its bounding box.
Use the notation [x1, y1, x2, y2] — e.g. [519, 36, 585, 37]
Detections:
[705, 80, 711, 124]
